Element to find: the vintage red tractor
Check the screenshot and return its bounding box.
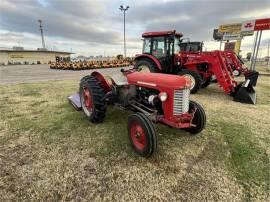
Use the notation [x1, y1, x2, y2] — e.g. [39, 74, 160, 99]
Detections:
[134, 30, 258, 104]
[68, 68, 206, 157]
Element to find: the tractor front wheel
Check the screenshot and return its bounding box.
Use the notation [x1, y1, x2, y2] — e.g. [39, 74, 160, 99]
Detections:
[128, 113, 157, 157]
[134, 59, 157, 73]
[79, 75, 106, 123]
[185, 100, 206, 134]
[178, 70, 202, 94]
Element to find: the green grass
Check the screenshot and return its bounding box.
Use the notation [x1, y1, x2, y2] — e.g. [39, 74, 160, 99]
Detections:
[0, 75, 269, 201]
[217, 123, 269, 188]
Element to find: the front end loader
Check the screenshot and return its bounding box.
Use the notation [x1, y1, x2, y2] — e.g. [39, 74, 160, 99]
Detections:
[133, 30, 258, 104]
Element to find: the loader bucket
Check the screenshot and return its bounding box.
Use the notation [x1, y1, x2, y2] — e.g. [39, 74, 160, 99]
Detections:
[68, 93, 82, 110]
[244, 71, 259, 87]
[233, 80, 256, 104]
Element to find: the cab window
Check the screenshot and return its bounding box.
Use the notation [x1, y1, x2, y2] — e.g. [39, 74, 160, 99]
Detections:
[143, 38, 151, 54]
[174, 37, 180, 53]
[152, 37, 166, 58]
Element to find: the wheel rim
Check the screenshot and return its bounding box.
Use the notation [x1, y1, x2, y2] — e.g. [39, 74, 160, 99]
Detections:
[138, 65, 151, 72]
[82, 87, 93, 116]
[130, 121, 146, 151]
[184, 74, 196, 89]
[233, 70, 240, 76]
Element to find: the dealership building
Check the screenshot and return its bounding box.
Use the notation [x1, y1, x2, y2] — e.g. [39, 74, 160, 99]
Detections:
[0, 48, 72, 65]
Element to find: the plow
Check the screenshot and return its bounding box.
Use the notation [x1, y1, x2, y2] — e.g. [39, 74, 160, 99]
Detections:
[134, 30, 259, 104]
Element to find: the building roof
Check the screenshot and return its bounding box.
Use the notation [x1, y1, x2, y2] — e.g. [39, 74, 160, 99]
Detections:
[0, 49, 73, 54]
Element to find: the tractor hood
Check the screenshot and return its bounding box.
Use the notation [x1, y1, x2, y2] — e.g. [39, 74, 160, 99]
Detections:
[126, 72, 191, 89]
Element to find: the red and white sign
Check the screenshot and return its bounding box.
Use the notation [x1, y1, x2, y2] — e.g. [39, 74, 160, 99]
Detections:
[241, 20, 255, 32]
[255, 18, 270, 31]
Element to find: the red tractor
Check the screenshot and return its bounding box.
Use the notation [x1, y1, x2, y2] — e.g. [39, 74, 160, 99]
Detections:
[68, 68, 206, 157]
[134, 30, 258, 104]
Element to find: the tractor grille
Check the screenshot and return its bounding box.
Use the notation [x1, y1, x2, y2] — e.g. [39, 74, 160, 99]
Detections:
[173, 89, 190, 115]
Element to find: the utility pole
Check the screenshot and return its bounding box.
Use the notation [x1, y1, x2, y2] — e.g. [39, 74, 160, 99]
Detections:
[38, 19, 46, 49]
[119, 5, 129, 58]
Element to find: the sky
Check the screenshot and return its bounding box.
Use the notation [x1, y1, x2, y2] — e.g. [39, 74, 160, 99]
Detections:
[0, 0, 269, 57]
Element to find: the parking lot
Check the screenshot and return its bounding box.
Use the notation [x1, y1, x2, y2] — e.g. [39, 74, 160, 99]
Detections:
[0, 64, 126, 84]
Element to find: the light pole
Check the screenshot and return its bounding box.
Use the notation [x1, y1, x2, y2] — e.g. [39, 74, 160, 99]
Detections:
[119, 5, 129, 58]
[38, 19, 46, 49]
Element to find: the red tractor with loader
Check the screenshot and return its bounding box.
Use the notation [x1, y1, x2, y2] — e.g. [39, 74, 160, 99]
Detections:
[68, 68, 206, 157]
[134, 30, 258, 104]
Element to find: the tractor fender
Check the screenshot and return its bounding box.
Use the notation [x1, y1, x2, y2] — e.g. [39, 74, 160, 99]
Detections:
[135, 54, 162, 71]
[91, 71, 112, 93]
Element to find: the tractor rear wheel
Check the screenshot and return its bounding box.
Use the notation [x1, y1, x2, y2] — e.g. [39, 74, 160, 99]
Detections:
[185, 100, 206, 134]
[178, 69, 202, 94]
[128, 113, 157, 157]
[79, 75, 106, 123]
[134, 59, 157, 72]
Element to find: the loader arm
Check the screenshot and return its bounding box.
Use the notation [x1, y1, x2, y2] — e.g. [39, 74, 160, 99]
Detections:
[203, 50, 258, 104]
[213, 51, 237, 94]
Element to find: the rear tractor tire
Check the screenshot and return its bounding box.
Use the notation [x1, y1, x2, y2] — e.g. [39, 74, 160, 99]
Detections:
[128, 113, 157, 157]
[134, 59, 157, 73]
[79, 75, 106, 123]
[178, 69, 202, 94]
[185, 100, 206, 134]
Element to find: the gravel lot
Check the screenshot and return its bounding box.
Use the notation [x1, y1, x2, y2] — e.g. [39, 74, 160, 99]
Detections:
[0, 64, 127, 84]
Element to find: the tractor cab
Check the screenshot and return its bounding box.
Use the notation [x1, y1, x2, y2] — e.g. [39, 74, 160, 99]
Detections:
[140, 30, 182, 73]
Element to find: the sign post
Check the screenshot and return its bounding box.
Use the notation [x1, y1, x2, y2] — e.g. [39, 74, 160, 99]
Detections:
[252, 31, 263, 70]
[242, 18, 270, 70]
[250, 31, 259, 70]
[217, 18, 269, 70]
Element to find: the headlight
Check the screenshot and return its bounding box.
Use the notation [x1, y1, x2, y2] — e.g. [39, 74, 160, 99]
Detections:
[158, 92, 167, 102]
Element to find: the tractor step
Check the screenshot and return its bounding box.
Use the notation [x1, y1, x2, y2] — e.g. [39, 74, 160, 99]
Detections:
[68, 93, 82, 110]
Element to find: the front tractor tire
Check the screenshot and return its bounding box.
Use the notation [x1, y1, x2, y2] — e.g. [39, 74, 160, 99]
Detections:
[128, 113, 157, 157]
[134, 59, 157, 73]
[178, 69, 202, 94]
[185, 101, 206, 134]
[79, 75, 106, 123]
